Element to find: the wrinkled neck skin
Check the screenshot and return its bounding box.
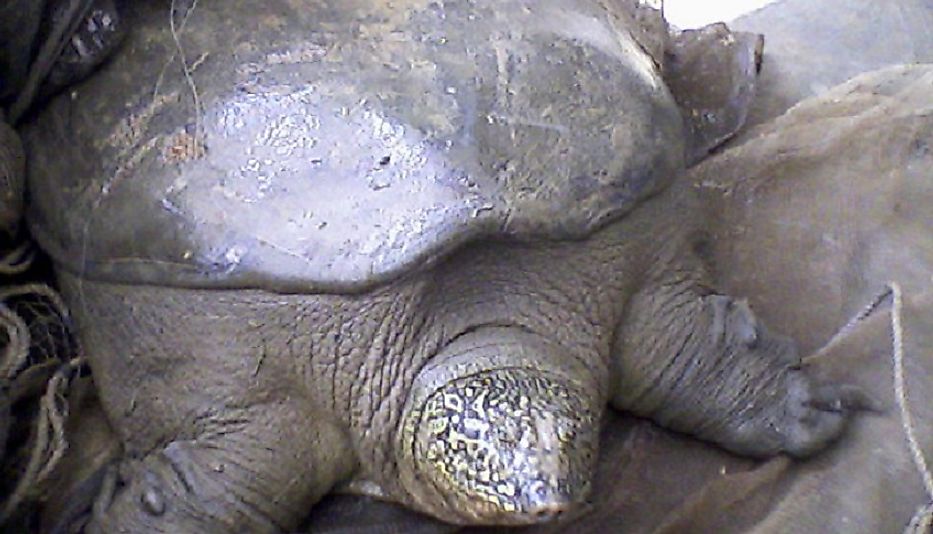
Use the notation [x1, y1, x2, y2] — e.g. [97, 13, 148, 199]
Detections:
[322, 184, 716, 523]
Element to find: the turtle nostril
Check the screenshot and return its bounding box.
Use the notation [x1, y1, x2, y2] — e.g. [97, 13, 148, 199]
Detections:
[531, 503, 567, 523]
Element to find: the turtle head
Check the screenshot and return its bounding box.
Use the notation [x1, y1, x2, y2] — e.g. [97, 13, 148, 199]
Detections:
[397, 329, 600, 525]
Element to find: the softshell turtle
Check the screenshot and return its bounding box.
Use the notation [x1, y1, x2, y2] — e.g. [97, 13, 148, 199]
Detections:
[20, 0, 863, 531]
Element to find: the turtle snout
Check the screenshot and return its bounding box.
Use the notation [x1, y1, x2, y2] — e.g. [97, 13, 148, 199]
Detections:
[522, 479, 576, 523]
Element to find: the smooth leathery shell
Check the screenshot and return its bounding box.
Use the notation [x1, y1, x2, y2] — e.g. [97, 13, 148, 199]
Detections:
[23, 0, 685, 293]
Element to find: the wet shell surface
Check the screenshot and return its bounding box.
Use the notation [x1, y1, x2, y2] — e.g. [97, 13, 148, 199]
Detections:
[24, 0, 685, 292]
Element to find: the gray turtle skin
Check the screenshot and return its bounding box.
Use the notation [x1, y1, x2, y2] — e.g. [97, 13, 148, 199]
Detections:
[21, 1, 861, 531]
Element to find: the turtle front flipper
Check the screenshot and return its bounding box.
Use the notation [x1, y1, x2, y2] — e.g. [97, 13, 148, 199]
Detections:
[608, 246, 870, 458]
[89, 400, 353, 534]
[56, 275, 357, 534]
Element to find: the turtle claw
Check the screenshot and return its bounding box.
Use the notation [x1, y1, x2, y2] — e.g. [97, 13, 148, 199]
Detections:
[777, 372, 872, 458]
[712, 370, 873, 459]
[806, 383, 879, 413]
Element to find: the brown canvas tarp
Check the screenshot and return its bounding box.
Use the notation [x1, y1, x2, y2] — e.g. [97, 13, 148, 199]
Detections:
[729, 0, 933, 130]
